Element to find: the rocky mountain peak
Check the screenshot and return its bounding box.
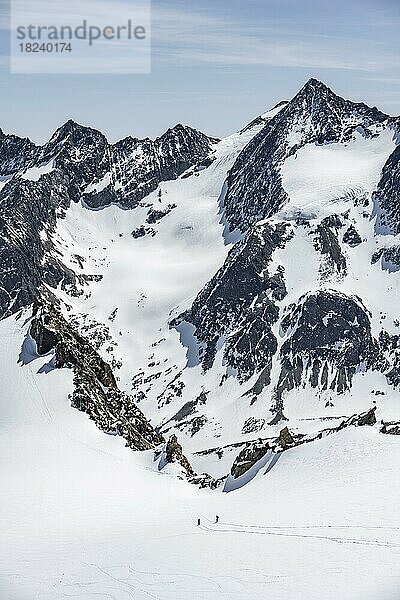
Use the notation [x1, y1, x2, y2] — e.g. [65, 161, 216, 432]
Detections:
[159, 122, 219, 146]
[223, 79, 392, 233]
[297, 76, 334, 95]
[1, 79, 400, 498]
[47, 119, 108, 153]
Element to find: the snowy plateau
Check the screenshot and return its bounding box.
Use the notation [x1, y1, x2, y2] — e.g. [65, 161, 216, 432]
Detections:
[1, 78, 400, 599]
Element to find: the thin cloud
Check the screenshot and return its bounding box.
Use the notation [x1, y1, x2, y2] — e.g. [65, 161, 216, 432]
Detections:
[152, 4, 395, 72]
[0, 0, 397, 73]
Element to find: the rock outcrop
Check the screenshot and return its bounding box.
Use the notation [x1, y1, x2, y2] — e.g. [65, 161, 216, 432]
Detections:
[374, 142, 400, 234]
[273, 290, 385, 412]
[29, 303, 163, 451]
[0, 121, 217, 318]
[172, 222, 291, 384]
[230, 407, 378, 480]
[164, 434, 195, 477]
[224, 78, 390, 234]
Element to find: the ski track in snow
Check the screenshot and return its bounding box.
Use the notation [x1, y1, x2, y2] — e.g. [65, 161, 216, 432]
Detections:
[2, 313, 400, 599]
[2, 105, 400, 598]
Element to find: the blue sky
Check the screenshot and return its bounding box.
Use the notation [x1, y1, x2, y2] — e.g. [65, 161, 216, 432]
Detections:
[0, 0, 399, 143]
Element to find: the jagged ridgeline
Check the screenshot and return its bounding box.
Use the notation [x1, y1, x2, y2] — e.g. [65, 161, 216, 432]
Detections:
[1, 78, 400, 484]
[170, 78, 400, 428]
[0, 122, 218, 318]
[0, 120, 217, 456]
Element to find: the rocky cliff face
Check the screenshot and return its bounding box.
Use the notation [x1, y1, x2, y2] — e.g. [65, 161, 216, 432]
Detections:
[0, 170, 77, 319]
[1, 78, 400, 488]
[173, 222, 291, 385]
[279, 291, 383, 391]
[374, 142, 400, 234]
[0, 121, 216, 318]
[272, 291, 385, 416]
[224, 78, 391, 234]
[0, 128, 37, 175]
[109, 125, 218, 210]
[29, 303, 163, 451]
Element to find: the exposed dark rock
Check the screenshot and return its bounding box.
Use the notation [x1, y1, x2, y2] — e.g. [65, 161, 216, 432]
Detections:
[380, 421, 400, 435]
[337, 407, 377, 429]
[372, 246, 400, 272]
[170, 400, 197, 422]
[269, 411, 289, 425]
[161, 434, 222, 489]
[195, 389, 209, 405]
[172, 222, 292, 384]
[0, 170, 82, 319]
[131, 225, 157, 238]
[343, 225, 362, 247]
[184, 415, 208, 437]
[164, 434, 195, 476]
[275, 290, 385, 404]
[30, 315, 60, 355]
[109, 125, 218, 210]
[278, 426, 295, 449]
[163, 414, 209, 438]
[379, 331, 400, 388]
[230, 427, 299, 479]
[189, 473, 225, 490]
[157, 371, 185, 408]
[313, 216, 346, 275]
[242, 417, 266, 434]
[0, 128, 37, 175]
[244, 365, 274, 403]
[29, 303, 163, 451]
[224, 78, 389, 233]
[354, 407, 377, 427]
[230, 440, 270, 479]
[163, 389, 209, 430]
[374, 142, 400, 234]
[146, 203, 177, 224]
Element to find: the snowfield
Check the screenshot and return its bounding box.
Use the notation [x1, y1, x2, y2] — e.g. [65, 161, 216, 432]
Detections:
[1, 313, 400, 600]
[41, 115, 400, 457]
[21, 159, 55, 181]
[279, 128, 396, 220]
[2, 80, 400, 600]
[51, 127, 262, 389]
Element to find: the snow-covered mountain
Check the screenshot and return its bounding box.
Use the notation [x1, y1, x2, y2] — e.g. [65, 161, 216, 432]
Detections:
[1, 78, 400, 599]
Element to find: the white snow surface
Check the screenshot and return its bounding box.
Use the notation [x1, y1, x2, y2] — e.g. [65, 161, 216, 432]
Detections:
[279, 128, 396, 220]
[84, 172, 112, 194]
[20, 159, 54, 181]
[0, 174, 13, 191]
[39, 120, 400, 462]
[49, 124, 266, 410]
[261, 101, 288, 120]
[1, 313, 400, 600]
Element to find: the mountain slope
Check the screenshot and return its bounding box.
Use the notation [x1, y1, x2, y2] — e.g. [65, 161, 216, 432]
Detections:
[0, 80, 400, 466]
[147, 80, 400, 457]
[0, 121, 217, 319]
[0, 78, 400, 480]
[224, 78, 393, 233]
[2, 313, 400, 600]
[1, 78, 400, 599]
